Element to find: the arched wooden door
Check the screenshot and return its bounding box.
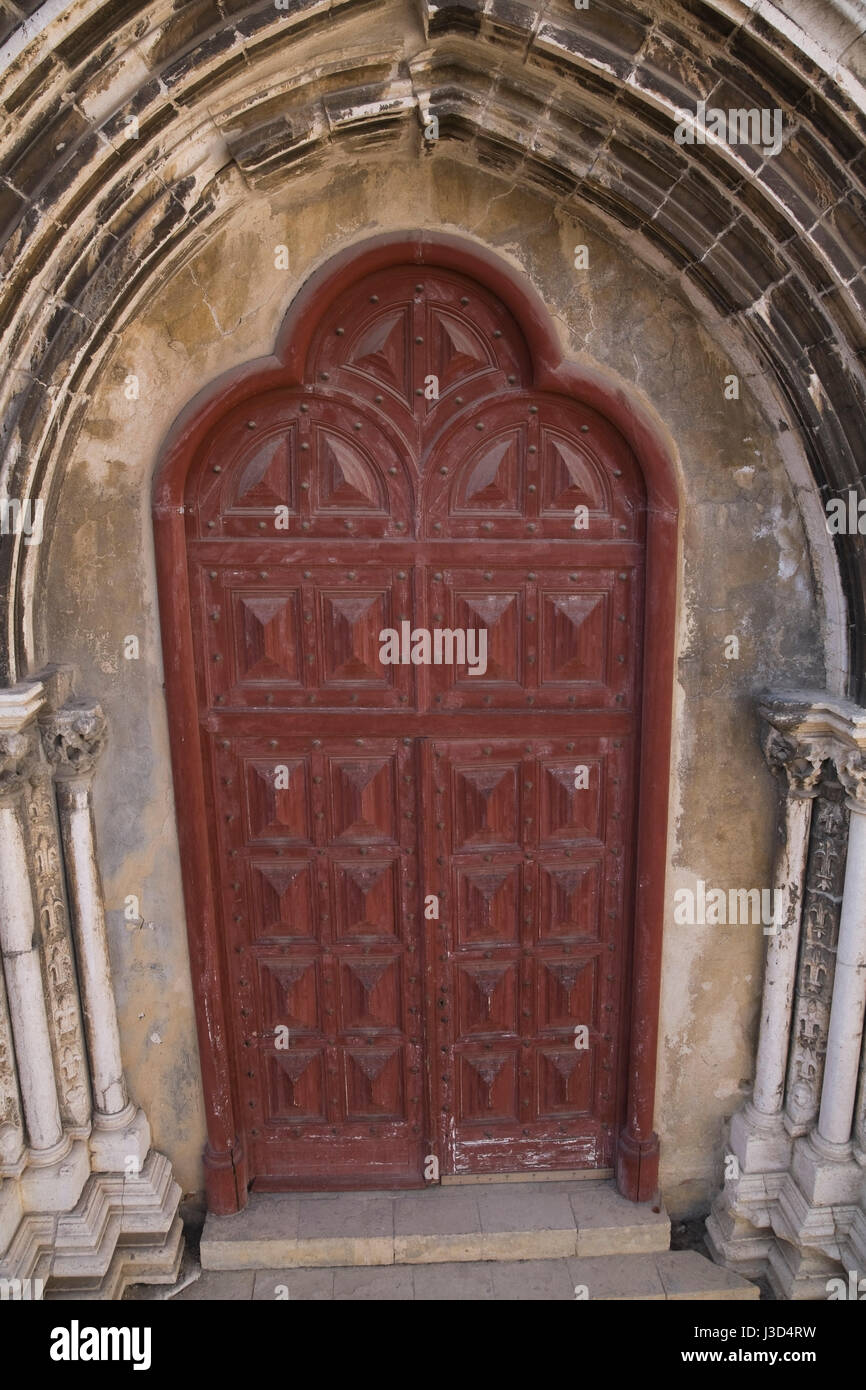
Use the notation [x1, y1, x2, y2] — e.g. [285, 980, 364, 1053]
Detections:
[163, 251, 655, 1198]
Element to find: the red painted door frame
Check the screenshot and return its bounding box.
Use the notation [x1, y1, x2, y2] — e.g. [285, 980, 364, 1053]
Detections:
[153, 232, 679, 1213]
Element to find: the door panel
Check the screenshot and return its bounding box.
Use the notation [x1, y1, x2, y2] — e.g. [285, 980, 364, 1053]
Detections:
[422, 735, 634, 1175]
[209, 733, 425, 1186]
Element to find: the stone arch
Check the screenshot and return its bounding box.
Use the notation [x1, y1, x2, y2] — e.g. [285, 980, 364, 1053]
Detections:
[0, 1, 861, 699]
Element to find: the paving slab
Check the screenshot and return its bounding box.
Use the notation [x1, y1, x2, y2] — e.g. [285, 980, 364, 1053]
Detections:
[173, 1269, 255, 1301]
[333, 1266, 415, 1300]
[490, 1258, 578, 1301]
[570, 1183, 670, 1255]
[252, 1268, 335, 1300]
[568, 1252, 666, 1300]
[413, 1261, 496, 1300]
[655, 1249, 760, 1300]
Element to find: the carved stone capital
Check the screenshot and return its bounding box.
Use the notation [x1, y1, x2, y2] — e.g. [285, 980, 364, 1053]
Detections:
[0, 729, 40, 803]
[40, 701, 107, 781]
[835, 751, 866, 811]
[762, 727, 827, 798]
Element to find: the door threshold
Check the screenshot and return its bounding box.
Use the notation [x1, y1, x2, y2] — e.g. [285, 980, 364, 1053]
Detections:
[441, 1168, 615, 1186]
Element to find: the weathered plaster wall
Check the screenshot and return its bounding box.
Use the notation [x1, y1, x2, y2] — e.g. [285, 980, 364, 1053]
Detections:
[37, 144, 828, 1213]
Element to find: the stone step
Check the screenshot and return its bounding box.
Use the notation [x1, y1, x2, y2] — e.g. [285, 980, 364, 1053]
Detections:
[177, 1250, 759, 1301]
[201, 1179, 671, 1271]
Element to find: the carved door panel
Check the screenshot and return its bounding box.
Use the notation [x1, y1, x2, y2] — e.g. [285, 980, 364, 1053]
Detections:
[186, 262, 645, 1188]
[421, 734, 635, 1175]
[205, 724, 425, 1188]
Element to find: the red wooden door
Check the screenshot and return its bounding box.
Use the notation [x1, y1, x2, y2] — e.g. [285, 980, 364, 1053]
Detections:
[185, 265, 645, 1187]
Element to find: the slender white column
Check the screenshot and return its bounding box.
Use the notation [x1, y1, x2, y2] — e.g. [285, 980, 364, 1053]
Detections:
[0, 941, 24, 1170]
[40, 702, 131, 1121]
[817, 754, 866, 1149]
[751, 731, 823, 1118]
[854, 1029, 866, 1163]
[0, 731, 65, 1157]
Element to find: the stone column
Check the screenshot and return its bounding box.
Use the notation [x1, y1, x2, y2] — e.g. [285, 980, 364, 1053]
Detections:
[0, 683, 89, 1210]
[0, 927, 24, 1172]
[816, 753, 866, 1150]
[729, 727, 823, 1168]
[854, 1028, 866, 1166]
[41, 701, 150, 1172]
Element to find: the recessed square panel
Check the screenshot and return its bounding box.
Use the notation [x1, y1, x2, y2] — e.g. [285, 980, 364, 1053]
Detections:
[538, 760, 602, 844]
[540, 589, 609, 685]
[457, 961, 518, 1037]
[250, 860, 315, 941]
[457, 1051, 518, 1122]
[536, 956, 596, 1031]
[245, 757, 311, 843]
[455, 864, 520, 946]
[538, 861, 602, 942]
[266, 1050, 326, 1124]
[329, 757, 397, 842]
[259, 958, 320, 1033]
[339, 957, 401, 1030]
[452, 590, 521, 684]
[344, 1047, 405, 1120]
[537, 1048, 593, 1117]
[320, 589, 392, 685]
[233, 590, 302, 685]
[333, 858, 399, 939]
[452, 762, 520, 850]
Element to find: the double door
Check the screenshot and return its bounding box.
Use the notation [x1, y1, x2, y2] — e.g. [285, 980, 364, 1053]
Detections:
[200, 545, 639, 1187]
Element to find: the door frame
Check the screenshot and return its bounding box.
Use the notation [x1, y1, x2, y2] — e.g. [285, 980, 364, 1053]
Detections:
[153, 231, 680, 1213]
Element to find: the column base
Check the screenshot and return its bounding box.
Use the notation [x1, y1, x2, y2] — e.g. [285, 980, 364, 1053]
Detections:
[791, 1131, 863, 1206]
[0, 1151, 183, 1299]
[89, 1104, 151, 1173]
[204, 1137, 249, 1215]
[19, 1139, 89, 1214]
[615, 1127, 659, 1203]
[0, 1179, 23, 1254]
[730, 1103, 792, 1171]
